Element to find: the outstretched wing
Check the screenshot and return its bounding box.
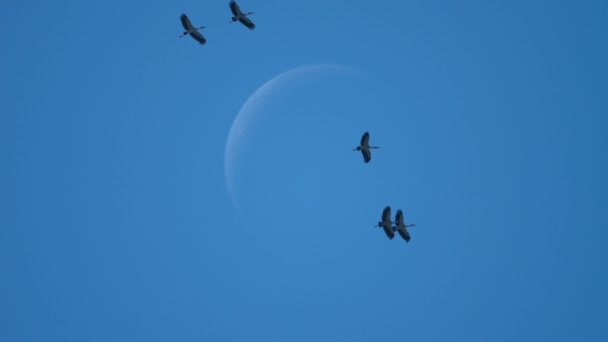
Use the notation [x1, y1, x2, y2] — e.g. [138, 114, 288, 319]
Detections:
[360, 131, 370, 147]
[381, 206, 391, 222]
[190, 30, 206, 45]
[180, 14, 192, 31]
[395, 210, 403, 226]
[383, 225, 395, 239]
[229, 0, 240, 16]
[239, 16, 255, 30]
[397, 227, 411, 242]
[361, 149, 371, 163]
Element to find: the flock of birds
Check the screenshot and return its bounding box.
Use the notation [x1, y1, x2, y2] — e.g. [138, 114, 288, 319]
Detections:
[352, 132, 418, 243]
[179, 0, 255, 45]
[180, 2, 418, 244]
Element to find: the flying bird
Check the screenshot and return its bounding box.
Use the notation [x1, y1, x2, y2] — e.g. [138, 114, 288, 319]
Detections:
[353, 131, 380, 163]
[179, 13, 207, 45]
[229, 0, 255, 30]
[393, 209, 416, 243]
[375, 206, 395, 240]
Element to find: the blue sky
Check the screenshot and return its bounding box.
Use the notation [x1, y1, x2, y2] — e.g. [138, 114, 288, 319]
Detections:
[2, 0, 608, 341]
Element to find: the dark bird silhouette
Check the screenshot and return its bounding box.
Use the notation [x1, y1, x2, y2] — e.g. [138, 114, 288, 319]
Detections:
[229, 0, 255, 30]
[393, 209, 416, 242]
[353, 131, 379, 163]
[375, 206, 395, 239]
[179, 14, 207, 45]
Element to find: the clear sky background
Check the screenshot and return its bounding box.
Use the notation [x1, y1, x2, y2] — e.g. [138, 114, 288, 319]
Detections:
[2, 0, 608, 341]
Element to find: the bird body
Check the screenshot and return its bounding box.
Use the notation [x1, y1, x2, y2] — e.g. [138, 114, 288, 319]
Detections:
[393, 209, 416, 242]
[353, 131, 379, 163]
[375, 206, 395, 239]
[180, 13, 207, 45]
[229, 0, 255, 30]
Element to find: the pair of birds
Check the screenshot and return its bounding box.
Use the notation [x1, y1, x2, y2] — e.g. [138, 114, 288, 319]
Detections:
[376, 206, 417, 242]
[179, 0, 255, 45]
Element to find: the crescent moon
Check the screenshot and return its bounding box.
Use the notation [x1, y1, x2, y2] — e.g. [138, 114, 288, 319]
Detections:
[224, 64, 361, 214]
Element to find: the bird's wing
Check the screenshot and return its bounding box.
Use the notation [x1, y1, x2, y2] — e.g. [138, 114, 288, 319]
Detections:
[395, 210, 403, 226]
[382, 206, 391, 222]
[229, 0, 240, 16]
[361, 149, 371, 163]
[360, 131, 370, 146]
[383, 224, 395, 239]
[190, 30, 206, 45]
[397, 227, 411, 242]
[180, 14, 192, 31]
[239, 16, 255, 30]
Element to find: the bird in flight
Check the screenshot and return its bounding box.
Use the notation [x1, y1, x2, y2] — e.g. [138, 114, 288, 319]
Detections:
[179, 13, 207, 45]
[353, 131, 380, 163]
[375, 206, 395, 239]
[393, 209, 416, 243]
[229, 0, 256, 30]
